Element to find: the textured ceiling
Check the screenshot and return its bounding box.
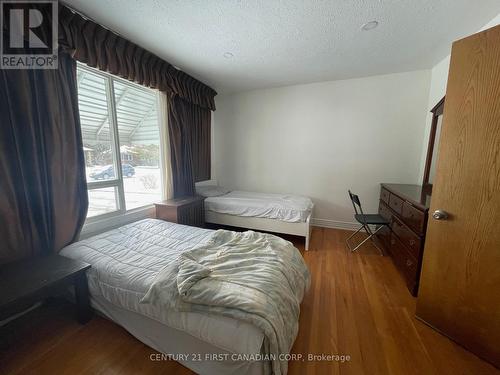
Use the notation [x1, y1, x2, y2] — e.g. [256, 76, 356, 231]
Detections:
[63, 0, 500, 94]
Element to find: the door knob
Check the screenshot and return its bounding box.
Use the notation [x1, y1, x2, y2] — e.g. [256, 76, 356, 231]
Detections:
[432, 209, 449, 220]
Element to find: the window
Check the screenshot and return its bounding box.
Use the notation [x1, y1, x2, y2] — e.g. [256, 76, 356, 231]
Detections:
[77, 64, 163, 220]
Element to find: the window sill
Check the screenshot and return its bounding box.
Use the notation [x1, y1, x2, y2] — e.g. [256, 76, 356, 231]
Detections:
[79, 205, 156, 239]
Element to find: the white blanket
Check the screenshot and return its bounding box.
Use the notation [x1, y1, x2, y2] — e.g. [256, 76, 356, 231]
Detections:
[142, 229, 311, 375]
[59, 219, 264, 356]
[205, 190, 313, 222]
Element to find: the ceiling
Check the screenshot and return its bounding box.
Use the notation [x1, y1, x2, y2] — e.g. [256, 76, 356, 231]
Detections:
[64, 0, 500, 94]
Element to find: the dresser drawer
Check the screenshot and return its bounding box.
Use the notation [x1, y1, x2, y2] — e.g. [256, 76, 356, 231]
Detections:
[391, 216, 421, 259]
[379, 200, 392, 221]
[388, 194, 404, 215]
[402, 201, 426, 234]
[380, 188, 390, 204]
[376, 201, 392, 253]
[390, 235, 418, 294]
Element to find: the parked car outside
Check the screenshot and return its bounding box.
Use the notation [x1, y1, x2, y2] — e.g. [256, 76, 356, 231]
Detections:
[89, 164, 135, 180]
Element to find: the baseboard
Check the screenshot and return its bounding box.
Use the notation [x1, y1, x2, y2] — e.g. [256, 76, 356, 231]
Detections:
[311, 218, 358, 231]
[311, 218, 376, 231]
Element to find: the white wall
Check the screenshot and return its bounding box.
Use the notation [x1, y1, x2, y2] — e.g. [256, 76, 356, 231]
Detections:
[213, 13, 500, 229]
[213, 70, 431, 229]
[417, 55, 450, 182]
[418, 13, 500, 181]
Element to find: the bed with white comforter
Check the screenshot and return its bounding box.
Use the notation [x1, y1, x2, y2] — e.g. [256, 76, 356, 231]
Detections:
[60, 218, 310, 375]
[198, 186, 314, 250]
[204, 190, 313, 223]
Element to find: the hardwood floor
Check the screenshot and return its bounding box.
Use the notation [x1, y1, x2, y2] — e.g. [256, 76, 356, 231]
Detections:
[1, 227, 498, 375]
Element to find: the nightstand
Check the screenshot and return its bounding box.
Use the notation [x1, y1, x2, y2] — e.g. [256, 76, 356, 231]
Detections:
[154, 196, 205, 227]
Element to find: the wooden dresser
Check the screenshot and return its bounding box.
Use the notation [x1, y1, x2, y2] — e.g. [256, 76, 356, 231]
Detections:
[377, 183, 431, 296]
[154, 196, 205, 228]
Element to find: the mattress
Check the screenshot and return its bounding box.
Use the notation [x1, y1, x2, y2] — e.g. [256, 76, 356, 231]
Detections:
[204, 190, 313, 223]
[60, 219, 264, 357]
[92, 296, 270, 375]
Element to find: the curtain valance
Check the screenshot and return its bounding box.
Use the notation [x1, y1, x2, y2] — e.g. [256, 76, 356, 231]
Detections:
[58, 6, 217, 110]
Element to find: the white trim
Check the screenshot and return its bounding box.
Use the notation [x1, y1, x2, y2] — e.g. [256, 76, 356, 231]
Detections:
[87, 179, 120, 190]
[84, 197, 122, 225]
[106, 78, 127, 213]
[77, 63, 154, 95]
[205, 208, 313, 251]
[80, 205, 155, 239]
[311, 218, 376, 231]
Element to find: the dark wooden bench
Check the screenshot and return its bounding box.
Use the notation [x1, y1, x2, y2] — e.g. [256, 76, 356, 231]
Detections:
[0, 255, 92, 324]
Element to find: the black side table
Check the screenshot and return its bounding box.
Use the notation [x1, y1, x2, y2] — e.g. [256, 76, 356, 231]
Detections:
[0, 254, 92, 324]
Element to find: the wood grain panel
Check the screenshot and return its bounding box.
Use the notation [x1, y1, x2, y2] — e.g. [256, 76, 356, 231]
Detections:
[381, 188, 390, 204]
[388, 194, 403, 215]
[391, 216, 421, 259]
[155, 196, 205, 227]
[402, 202, 426, 234]
[416, 24, 500, 368]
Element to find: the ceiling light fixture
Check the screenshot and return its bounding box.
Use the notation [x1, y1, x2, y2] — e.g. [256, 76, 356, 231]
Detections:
[223, 52, 234, 59]
[361, 20, 379, 31]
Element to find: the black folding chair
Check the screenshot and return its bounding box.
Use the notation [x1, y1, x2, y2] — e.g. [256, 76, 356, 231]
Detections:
[346, 190, 390, 255]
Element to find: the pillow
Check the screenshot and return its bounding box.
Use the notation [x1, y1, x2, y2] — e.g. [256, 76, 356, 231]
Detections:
[196, 185, 230, 197]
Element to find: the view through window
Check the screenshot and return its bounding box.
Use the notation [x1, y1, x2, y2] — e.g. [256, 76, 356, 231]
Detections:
[77, 64, 162, 219]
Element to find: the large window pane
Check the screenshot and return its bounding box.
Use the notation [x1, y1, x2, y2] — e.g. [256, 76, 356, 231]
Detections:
[87, 187, 119, 217]
[77, 63, 163, 221]
[77, 69, 117, 182]
[114, 81, 161, 210]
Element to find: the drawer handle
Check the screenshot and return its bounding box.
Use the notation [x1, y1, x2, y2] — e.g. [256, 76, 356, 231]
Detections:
[406, 259, 413, 267]
[409, 239, 415, 246]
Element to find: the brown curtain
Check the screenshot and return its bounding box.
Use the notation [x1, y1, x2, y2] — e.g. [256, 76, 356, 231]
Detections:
[58, 5, 217, 110]
[168, 95, 211, 197]
[0, 52, 88, 265]
[190, 105, 211, 182]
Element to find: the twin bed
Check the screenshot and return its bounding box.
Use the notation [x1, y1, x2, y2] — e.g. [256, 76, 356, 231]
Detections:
[197, 185, 314, 251]
[61, 188, 312, 375]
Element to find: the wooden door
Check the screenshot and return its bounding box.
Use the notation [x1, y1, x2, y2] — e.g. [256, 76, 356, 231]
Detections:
[416, 25, 500, 368]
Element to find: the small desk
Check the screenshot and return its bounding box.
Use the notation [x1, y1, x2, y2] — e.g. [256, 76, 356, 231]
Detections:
[0, 255, 92, 324]
[155, 196, 205, 227]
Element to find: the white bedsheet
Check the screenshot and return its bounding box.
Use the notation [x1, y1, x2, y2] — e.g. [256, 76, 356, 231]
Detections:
[60, 219, 264, 356]
[204, 191, 313, 223]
